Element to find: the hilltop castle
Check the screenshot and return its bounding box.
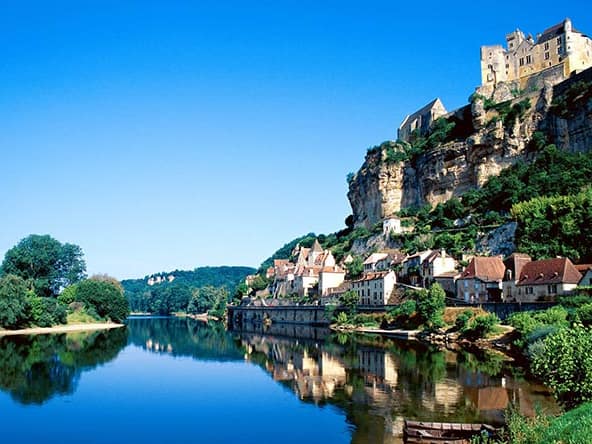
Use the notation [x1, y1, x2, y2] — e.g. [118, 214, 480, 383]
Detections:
[480, 18, 592, 90]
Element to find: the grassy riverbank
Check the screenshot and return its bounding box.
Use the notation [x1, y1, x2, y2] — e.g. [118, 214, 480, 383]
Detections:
[0, 322, 124, 337]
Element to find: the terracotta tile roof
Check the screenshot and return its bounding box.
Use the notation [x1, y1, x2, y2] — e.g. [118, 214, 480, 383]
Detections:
[460, 256, 505, 282]
[363, 253, 389, 265]
[274, 259, 290, 268]
[575, 264, 592, 273]
[503, 253, 532, 281]
[352, 271, 393, 282]
[518, 258, 582, 286]
[320, 266, 344, 274]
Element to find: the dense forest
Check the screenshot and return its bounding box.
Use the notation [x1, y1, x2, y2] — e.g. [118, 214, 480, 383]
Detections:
[122, 266, 255, 316]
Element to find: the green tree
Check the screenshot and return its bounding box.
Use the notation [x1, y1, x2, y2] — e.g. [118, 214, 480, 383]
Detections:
[74, 278, 130, 323]
[532, 325, 592, 409]
[414, 283, 446, 329]
[0, 275, 31, 329]
[339, 290, 359, 315]
[28, 297, 67, 327]
[0, 234, 86, 297]
[345, 256, 363, 279]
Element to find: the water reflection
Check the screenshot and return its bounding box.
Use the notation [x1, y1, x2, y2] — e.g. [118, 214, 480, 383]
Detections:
[126, 316, 245, 361]
[0, 328, 127, 405]
[0, 318, 558, 444]
[235, 323, 558, 443]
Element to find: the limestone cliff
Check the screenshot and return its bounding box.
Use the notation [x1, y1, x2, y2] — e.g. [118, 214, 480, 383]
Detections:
[348, 68, 592, 228]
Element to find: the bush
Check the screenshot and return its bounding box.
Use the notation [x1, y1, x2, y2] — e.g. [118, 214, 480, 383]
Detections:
[576, 303, 592, 327]
[58, 284, 78, 305]
[462, 313, 500, 339]
[454, 309, 474, 331]
[351, 313, 380, 327]
[335, 312, 349, 325]
[414, 283, 446, 329]
[28, 297, 67, 327]
[531, 325, 592, 409]
[0, 274, 31, 329]
[74, 279, 130, 323]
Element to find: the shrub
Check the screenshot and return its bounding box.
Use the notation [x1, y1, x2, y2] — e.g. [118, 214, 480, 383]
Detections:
[576, 303, 592, 327]
[74, 279, 130, 323]
[351, 313, 380, 327]
[28, 297, 67, 327]
[335, 312, 349, 325]
[531, 325, 592, 409]
[58, 284, 78, 305]
[454, 309, 474, 331]
[462, 313, 500, 339]
[0, 274, 31, 329]
[414, 283, 446, 329]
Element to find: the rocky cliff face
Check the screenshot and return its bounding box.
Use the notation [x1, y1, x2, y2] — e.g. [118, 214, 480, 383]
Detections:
[348, 68, 592, 228]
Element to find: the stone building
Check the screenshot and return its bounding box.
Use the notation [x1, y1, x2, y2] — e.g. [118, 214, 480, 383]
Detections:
[397, 98, 447, 142]
[480, 18, 592, 89]
[515, 257, 581, 302]
[456, 256, 506, 302]
[352, 270, 396, 305]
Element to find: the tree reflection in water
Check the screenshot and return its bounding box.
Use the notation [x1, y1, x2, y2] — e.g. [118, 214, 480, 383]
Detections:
[0, 328, 127, 405]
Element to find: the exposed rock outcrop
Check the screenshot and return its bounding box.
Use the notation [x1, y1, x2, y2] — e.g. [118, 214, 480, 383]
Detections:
[348, 68, 592, 228]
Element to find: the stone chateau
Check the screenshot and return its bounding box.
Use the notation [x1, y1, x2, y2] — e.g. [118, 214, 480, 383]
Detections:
[480, 18, 592, 91]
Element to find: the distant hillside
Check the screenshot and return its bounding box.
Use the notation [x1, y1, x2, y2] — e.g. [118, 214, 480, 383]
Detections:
[122, 266, 255, 315]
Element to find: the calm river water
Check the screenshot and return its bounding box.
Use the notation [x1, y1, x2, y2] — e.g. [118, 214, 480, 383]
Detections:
[0, 317, 557, 444]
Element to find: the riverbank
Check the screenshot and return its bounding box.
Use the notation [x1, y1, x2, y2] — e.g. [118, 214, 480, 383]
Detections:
[0, 322, 124, 337]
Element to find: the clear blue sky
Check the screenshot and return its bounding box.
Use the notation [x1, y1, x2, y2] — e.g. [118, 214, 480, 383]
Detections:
[1, 1, 590, 279]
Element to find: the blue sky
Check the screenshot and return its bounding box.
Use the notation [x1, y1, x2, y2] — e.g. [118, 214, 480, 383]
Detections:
[1, 1, 590, 279]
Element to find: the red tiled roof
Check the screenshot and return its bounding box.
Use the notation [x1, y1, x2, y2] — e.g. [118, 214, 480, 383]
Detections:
[518, 258, 582, 286]
[575, 264, 592, 273]
[460, 256, 505, 282]
[353, 271, 393, 282]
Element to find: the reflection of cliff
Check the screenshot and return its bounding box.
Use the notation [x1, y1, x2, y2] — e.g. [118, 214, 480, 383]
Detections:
[0, 328, 127, 405]
[126, 317, 245, 362]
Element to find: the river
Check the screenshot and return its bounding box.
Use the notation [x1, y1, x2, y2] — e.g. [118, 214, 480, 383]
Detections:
[0, 317, 557, 443]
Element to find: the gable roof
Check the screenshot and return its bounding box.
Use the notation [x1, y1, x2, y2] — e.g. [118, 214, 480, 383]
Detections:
[352, 270, 394, 282]
[311, 239, 323, 253]
[517, 258, 582, 286]
[399, 98, 445, 129]
[575, 264, 592, 273]
[363, 253, 389, 265]
[460, 256, 505, 282]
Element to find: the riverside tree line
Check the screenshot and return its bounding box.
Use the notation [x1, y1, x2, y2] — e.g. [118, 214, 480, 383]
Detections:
[0, 234, 129, 329]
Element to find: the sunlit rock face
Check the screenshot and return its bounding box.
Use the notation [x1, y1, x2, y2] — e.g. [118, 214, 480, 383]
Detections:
[348, 70, 592, 228]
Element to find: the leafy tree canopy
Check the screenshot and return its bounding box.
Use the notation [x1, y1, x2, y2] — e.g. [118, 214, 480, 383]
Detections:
[0, 234, 86, 297]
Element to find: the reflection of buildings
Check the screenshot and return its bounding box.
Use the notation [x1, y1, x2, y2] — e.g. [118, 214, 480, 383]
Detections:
[145, 338, 173, 353]
[358, 349, 398, 390]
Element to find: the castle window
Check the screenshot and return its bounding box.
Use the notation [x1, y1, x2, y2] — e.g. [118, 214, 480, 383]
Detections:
[545, 52, 550, 60]
[526, 55, 532, 64]
[544, 42, 550, 50]
[557, 37, 562, 45]
[519, 57, 525, 66]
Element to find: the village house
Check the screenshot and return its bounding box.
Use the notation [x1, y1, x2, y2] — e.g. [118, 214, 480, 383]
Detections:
[515, 257, 582, 302]
[480, 18, 592, 89]
[352, 270, 396, 306]
[456, 256, 506, 302]
[382, 217, 402, 236]
[421, 249, 457, 288]
[270, 240, 346, 298]
[363, 250, 406, 273]
[434, 272, 460, 298]
[401, 249, 438, 286]
[398, 98, 447, 142]
[502, 253, 532, 301]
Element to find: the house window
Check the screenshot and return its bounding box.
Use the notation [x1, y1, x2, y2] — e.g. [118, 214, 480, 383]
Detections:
[548, 284, 558, 294]
[464, 281, 468, 288]
[526, 287, 534, 295]
[475, 282, 480, 290]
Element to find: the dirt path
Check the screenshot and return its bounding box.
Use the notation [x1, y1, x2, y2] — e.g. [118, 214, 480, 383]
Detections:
[0, 323, 124, 337]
